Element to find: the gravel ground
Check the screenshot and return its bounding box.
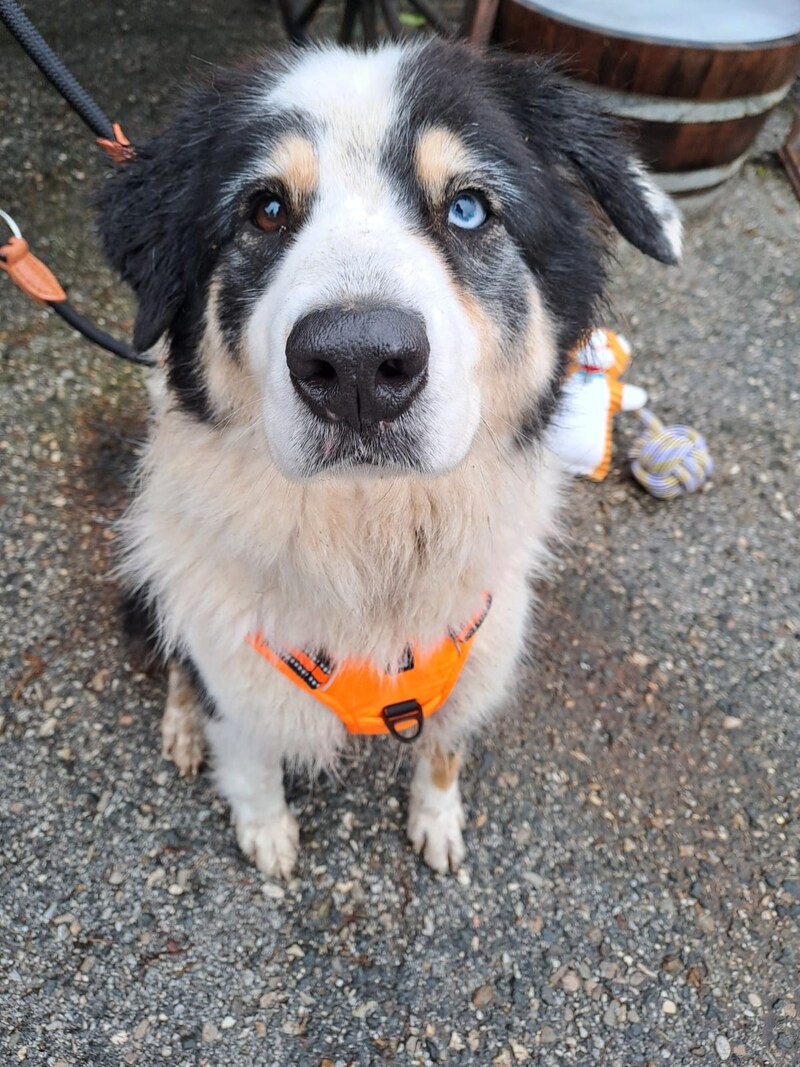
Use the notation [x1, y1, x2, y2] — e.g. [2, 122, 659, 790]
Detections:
[1, 4, 799, 1065]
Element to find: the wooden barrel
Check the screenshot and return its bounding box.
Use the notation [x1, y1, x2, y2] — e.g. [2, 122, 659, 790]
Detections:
[492, 0, 800, 206]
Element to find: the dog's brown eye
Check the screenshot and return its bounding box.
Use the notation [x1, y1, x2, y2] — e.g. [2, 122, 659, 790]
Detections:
[252, 194, 288, 233]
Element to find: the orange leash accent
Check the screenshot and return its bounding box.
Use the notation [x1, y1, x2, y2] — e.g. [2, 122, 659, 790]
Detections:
[96, 123, 135, 164]
[0, 235, 66, 304]
[246, 594, 492, 741]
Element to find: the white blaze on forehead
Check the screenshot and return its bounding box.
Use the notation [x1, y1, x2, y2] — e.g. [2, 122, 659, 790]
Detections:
[266, 45, 411, 144]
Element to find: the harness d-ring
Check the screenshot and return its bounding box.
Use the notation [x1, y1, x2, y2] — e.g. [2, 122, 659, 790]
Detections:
[381, 700, 424, 743]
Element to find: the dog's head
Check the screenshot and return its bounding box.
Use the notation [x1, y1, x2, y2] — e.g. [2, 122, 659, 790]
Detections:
[98, 41, 680, 479]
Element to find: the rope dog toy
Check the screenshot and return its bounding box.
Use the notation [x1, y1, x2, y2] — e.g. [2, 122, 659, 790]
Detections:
[629, 409, 713, 500]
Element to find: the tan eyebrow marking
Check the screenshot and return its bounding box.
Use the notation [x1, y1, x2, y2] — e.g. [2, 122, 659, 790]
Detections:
[268, 133, 318, 200]
[414, 126, 475, 202]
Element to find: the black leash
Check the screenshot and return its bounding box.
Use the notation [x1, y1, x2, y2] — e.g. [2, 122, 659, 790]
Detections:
[0, 0, 150, 365]
[0, 0, 117, 142]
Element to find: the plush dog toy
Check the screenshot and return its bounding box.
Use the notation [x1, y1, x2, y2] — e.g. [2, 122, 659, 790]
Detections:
[548, 328, 646, 481]
[548, 327, 713, 498]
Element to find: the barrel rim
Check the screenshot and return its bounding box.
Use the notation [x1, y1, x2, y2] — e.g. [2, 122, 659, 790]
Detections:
[505, 0, 800, 53]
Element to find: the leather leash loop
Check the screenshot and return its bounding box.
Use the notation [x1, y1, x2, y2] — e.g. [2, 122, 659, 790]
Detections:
[0, 234, 68, 304]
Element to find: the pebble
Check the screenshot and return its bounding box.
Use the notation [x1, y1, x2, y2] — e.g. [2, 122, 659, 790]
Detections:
[509, 1038, 529, 1062]
[221, 1016, 235, 1030]
[662, 999, 678, 1015]
[715, 1035, 731, 1061]
[539, 1026, 557, 1044]
[561, 972, 581, 993]
[471, 984, 494, 1008]
[261, 882, 285, 900]
[201, 1023, 219, 1043]
[747, 992, 761, 1008]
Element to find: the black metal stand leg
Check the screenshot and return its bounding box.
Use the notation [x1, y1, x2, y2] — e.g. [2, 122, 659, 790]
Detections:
[406, 0, 451, 35]
[339, 0, 360, 43]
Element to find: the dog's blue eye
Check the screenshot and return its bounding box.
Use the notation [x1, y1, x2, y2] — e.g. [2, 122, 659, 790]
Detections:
[448, 192, 487, 230]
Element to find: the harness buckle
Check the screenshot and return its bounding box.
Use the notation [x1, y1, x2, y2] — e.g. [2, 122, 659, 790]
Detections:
[381, 699, 424, 743]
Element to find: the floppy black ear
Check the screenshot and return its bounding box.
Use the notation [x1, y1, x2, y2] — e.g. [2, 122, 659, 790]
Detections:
[95, 101, 217, 353]
[492, 56, 682, 266]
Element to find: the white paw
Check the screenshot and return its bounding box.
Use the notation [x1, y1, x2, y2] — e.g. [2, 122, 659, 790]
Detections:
[161, 701, 205, 777]
[408, 791, 467, 874]
[236, 809, 299, 880]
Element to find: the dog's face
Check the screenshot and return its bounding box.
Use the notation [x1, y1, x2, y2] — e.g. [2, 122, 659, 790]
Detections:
[98, 42, 680, 479]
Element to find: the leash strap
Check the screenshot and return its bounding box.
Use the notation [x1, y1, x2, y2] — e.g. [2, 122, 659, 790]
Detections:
[1, 217, 155, 367]
[0, 5, 146, 364]
[0, 0, 133, 160]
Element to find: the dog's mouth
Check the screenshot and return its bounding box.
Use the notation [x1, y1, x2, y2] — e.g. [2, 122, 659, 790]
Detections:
[303, 419, 432, 477]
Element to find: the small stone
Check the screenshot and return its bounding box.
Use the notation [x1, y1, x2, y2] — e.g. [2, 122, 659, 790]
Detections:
[509, 1038, 529, 1062]
[255, 1022, 266, 1038]
[286, 943, 304, 959]
[449, 1032, 465, 1051]
[201, 1023, 219, 1043]
[88, 668, 111, 692]
[352, 1001, 378, 1019]
[167, 884, 183, 896]
[561, 972, 581, 993]
[38, 717, 57, 738]
[662, 999, 678, 1015]
[697, 912, 715, 934]
[492, 1050, 512, 1067]
[722, 716, 742, 730]
[262, 882, 285, 900]
[732, 1046, 747, 1058]
[108, 868, 125, 886]
[221, 1016, 235, 1030]
[539, 1026, 557, 1044]
[133, 1020, 150, 1041]
[471, 984, 494, 1009]
[715, 1035, 731, 1061]
[747, 993, 761, 1008]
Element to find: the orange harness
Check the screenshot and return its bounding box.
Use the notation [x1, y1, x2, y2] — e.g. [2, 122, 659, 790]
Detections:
[246, 594, 492, 742]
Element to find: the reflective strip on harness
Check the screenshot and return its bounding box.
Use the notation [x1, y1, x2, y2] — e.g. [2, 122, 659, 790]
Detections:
[245, 593, 492, 738]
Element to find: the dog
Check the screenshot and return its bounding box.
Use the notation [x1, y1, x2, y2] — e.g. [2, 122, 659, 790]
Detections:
[97, 39, 680, 878]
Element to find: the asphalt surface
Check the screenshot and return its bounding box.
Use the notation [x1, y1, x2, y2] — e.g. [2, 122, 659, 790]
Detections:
[1, 4, 799, 1066]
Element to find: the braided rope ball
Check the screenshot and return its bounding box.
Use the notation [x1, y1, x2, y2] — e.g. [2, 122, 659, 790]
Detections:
[629, 409, 713, 500]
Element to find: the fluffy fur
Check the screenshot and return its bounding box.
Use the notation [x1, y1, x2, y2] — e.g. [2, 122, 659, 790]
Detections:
[97, 40, 680, 876]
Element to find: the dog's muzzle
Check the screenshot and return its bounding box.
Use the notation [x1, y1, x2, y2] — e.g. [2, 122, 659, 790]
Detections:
[286, 306, 429, 430]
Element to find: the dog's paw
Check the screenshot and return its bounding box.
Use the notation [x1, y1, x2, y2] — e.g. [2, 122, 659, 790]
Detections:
[161, 698, 205, 777]
[236, 809, 299, 880]
[408, 790, 467, 874]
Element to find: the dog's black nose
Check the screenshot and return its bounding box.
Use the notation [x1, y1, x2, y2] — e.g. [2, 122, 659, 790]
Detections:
[286, 306, 429, 429]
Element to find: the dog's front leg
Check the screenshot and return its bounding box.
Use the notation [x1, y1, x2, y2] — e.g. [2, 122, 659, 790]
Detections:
[206, 715, 298, 880]
[408, 746, 466, 874]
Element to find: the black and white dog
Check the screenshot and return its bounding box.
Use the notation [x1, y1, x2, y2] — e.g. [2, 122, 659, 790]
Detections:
[98, 40, 680, 878]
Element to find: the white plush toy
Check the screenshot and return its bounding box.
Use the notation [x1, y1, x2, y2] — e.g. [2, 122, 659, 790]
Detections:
[548, 327, 648, 481]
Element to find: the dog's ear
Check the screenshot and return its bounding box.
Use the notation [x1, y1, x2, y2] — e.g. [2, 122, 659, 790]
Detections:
[95, 98, 218, 353]
[491, 56, 682, 266]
